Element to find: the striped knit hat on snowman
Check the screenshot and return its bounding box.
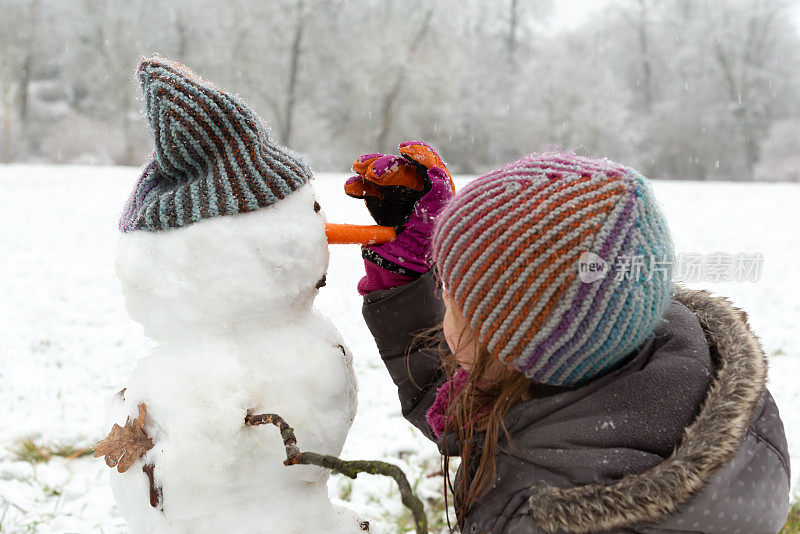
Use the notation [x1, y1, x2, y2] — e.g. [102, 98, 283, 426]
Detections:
[431, 153, 675, 387]
[119, 57, 311, 232]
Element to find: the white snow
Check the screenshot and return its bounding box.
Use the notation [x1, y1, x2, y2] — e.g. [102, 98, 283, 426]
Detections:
[1, 164, 798, 533]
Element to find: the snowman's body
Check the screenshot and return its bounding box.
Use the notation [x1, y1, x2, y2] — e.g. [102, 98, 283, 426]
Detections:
[108, 184, 361, 533]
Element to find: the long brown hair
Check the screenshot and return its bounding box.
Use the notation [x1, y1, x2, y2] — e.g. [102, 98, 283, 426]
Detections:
[411, 323, 531, 529]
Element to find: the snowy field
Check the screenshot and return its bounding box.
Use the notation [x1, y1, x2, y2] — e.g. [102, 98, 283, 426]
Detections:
[1, 164, 798, 533]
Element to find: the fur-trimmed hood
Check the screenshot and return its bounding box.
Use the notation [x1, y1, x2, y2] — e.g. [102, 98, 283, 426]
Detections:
[519, 287, 789, 533]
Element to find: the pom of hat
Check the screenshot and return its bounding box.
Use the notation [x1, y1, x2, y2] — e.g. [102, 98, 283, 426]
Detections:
[431, 153, 675, 387]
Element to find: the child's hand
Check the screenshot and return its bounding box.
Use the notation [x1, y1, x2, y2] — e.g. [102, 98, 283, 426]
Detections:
[345, 140, 455, 227]
[345, 140, 455, 278]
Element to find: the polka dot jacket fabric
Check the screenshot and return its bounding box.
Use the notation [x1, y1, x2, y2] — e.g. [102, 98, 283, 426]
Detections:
[640, 396, 790, 534]
[431, 153, 675, 386]
[119, 57, 312, 233]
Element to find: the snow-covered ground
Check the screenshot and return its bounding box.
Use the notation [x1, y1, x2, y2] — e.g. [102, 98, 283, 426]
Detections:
[0, 164, 798, 533]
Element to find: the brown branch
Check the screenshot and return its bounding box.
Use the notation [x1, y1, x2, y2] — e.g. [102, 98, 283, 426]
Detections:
[245, 413, 302, 463]
[245, 412, 428, 534]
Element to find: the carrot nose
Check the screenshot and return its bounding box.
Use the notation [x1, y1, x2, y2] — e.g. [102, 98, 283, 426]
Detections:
[325, 223, 397, 245]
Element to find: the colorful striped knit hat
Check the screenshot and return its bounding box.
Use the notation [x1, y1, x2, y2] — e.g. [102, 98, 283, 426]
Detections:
[431, 153, 675, 387]
[119, 57, 312, 232]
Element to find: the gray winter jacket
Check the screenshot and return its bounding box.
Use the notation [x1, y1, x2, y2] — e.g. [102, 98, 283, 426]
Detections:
[362, 270, 791, 533]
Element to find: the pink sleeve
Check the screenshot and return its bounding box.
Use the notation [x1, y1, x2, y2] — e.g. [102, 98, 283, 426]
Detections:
[357, 260, 417, 296]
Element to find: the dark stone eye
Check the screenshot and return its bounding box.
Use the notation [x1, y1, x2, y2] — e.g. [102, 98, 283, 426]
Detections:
[313, 201, 321, 213]
[315, 274, 327, 289]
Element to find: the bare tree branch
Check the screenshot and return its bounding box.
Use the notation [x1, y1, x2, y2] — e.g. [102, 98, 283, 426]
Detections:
[376, 6, 435, 152]
[281, 0, 307, 145]
[245, 412, 429, 534]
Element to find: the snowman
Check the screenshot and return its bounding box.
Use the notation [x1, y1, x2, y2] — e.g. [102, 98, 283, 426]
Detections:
[96, 57, 364, 533]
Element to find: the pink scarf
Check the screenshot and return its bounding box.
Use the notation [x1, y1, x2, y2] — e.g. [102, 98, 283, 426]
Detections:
[425, 368, 491, 439]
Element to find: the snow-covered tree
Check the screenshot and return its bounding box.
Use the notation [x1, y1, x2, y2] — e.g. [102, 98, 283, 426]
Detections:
[1, 0, 799, 180]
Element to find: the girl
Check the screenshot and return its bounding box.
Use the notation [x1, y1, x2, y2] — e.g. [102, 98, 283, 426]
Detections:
[344, 141, 790, 533]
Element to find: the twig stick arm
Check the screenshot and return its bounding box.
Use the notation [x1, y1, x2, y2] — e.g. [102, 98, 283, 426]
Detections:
[245, 413, 428, 534]
[244, 413, 301, 463]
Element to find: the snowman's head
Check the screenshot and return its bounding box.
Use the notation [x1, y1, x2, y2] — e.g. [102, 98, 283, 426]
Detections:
[116, 58, 328, 340]
[116, 183, 328, 340]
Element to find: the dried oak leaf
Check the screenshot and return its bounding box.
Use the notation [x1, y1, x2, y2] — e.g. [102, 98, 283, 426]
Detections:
[94, 403, 153, 473]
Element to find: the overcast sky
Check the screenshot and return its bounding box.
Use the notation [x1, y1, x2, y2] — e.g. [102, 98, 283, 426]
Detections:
[549, 0, 800, 34]
[549, 0, 610, 31]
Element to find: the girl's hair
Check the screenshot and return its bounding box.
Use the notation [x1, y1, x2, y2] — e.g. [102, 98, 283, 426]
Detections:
[411, 322, 532, 529]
